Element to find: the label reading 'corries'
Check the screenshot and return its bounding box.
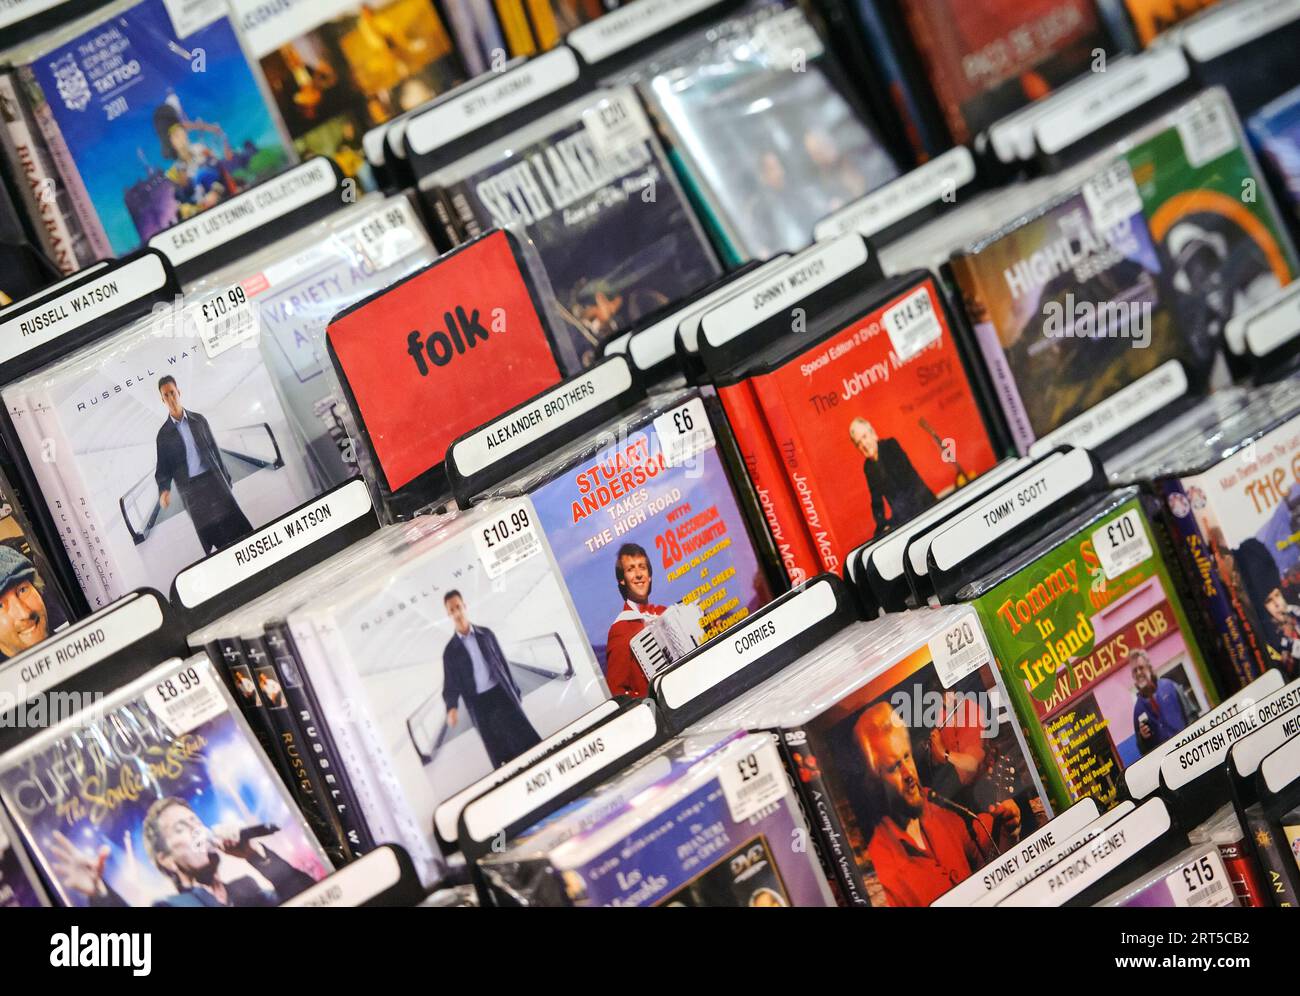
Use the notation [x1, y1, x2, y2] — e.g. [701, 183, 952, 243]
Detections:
[405, 47, 580, 156]
[566, 0, 719, 63]
[149, 159, 337, 266]
[0, 254, 168, 365]
[932, 798, 1100, 906]
[657, 579, 838, 710]
[0, 594, 163, 705]
[452, 360, 632, 478]
[461, 702, 659, 843]
[173, 479, 372, 608]
[700, 237, 868, 350]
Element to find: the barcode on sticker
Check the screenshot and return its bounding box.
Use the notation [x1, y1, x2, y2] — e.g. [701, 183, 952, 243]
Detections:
[883, 285, 942, 361]
[1168, 851, 1233, 907]
[653, 398, 716, 467]
[1082, 160, 1143, 233]
[144, 662, 227, 735]
[719, 741, 786, 823]
[345, 201, 419, 269]
[193, 286, 258, 359]
[1177, 101, 1237, 169]
[754, 7, 825, 67]
[1091, 509, 1153, 580]
[473, 502, 543, 580]
[930, 614, 990, 688]
[582, 92, 653, 162]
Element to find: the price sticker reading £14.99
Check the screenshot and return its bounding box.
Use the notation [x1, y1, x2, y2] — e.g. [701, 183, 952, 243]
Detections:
[473, 500, 543, 580]
[144, 663, 227, 735]
[882, 285, 942, 362]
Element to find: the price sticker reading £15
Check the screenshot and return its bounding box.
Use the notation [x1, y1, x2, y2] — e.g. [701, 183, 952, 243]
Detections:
[1167, 850, 1233, 908]
[718, 739, 786, 824]
[144, 662, 227, 735]
[582, 92, 653, 163]
[473, 500, 543, 580]
[1091, 508, 1153, 581]
[654, 397, 716, 467]
[882, 285, 942, 362]
[930, 612, 992, 688]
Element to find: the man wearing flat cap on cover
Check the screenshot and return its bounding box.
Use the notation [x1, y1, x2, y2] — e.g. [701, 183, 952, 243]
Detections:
[0, 546, 63, 660]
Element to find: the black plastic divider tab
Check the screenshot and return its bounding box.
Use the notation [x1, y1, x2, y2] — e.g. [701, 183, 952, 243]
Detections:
[651, 573, 856, 733]
[168, 477, 378, 631]
[147, 158, 347, 284]
[457, 698, 667, 904]
[445, 356, 644, 507]
[0, 588, 183, 754]
[281, 844, 426, 908]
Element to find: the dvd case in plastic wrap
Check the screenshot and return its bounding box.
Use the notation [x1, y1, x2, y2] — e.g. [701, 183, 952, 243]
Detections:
[0, 461, 73, 659]
[1258, 733, 1300, 902]
[477, 730, 834, 906]
[326, 228, 570, 514]
[188, 194, 436, 494]
[468, 388, 776, 698]
[229, 0, 464, 189]
[1249, 84, 1300, 229]
[1, 269, 339, 607]
[1097, 841, 1239, 906]
[0, 805, 48, 907]
[626, 1, 898, 264]
[960, 488, 1221, 813]
[950, 89, 1296, 456]
[1171, 0, 1300, 119]
[0, 654, 332, 907]
[282, 504, 612, 884]
[3, 0, 295, 261]
[418, 86, 721, 368]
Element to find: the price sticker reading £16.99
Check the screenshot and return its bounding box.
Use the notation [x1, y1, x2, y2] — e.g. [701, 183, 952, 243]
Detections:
[1091, 508, 1153, 581]
[144, 663, 227, 735]
[473, 500, 543, 580]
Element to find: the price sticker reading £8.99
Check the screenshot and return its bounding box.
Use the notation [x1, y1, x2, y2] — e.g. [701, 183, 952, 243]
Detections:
[1091, 508, 1153, 581]
[718, 739, 786, 824]
[144, 662, 227, 735]
[1167, 850, 1233, 907]
[473, 500, 543, 580]
[653, 397, 717, 467]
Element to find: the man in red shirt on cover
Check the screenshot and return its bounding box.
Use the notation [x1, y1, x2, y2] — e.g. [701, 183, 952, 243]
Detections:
[854, 701, 1020, 906]
[604, 543, 666, 698]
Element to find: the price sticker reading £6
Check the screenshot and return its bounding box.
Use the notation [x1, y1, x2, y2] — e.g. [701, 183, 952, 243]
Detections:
[882, 285, 942, 362]
[718, 740, 786, 823]
[653, 398, 717, 467]
[1091, 509, 1153, 581]
[930, 612, 991, 688]
[144, 662, 226, 735]
[473, 501, 543, 580]
[582, 92, 653, 162]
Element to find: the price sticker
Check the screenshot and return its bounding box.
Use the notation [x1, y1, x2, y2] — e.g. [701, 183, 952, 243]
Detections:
[581, 92, 653, 162]
[1082, 159, 1143, 233]
[718, 740, 786, 823]
[653, 398, 717, 467]
[345, 201, 419, 269]
[144, 662, 226, 735]
[753, 7, 825, 67]
[929, 612, 991, 688]
[1091, 509, 1153, 580]
[473, 500, 543, 580]
[194, 284, 258, 358]
[1167, 850, 1233, 908]
[1176, 100, 1238, 169]
[882, 285, 943, 362]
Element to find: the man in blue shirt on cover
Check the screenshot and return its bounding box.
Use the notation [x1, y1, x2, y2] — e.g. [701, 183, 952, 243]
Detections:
[1130, 648, 1191, 756]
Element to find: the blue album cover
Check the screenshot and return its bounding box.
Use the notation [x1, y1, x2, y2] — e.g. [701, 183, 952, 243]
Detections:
[27, 0, 291, 256]
[1249, 85, 1300, 223]
[0, 657, 331, 907]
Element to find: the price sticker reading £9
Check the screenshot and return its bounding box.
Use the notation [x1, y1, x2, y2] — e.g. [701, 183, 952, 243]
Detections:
[473, 500, 543, 580]
[582, 91, 653, 162]
[144, 661, 226, 735]
[718, 739, 786, 823]
[1091, 508, 1153, 581]
[1082, 159, 1143, 234]
[1167, 850, 1233, 908]
[930, 612, 991, 688]
[882, 285, 942, 362]
[194, 284, 258, 359]
[653, 397, 717, 467]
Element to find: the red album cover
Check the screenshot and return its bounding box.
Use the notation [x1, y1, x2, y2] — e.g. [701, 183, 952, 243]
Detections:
[717, 380, 819, 587]
[750, 276, 999, 572]
[327, 231, 563, 494]
[899, 0, 1106, 143]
